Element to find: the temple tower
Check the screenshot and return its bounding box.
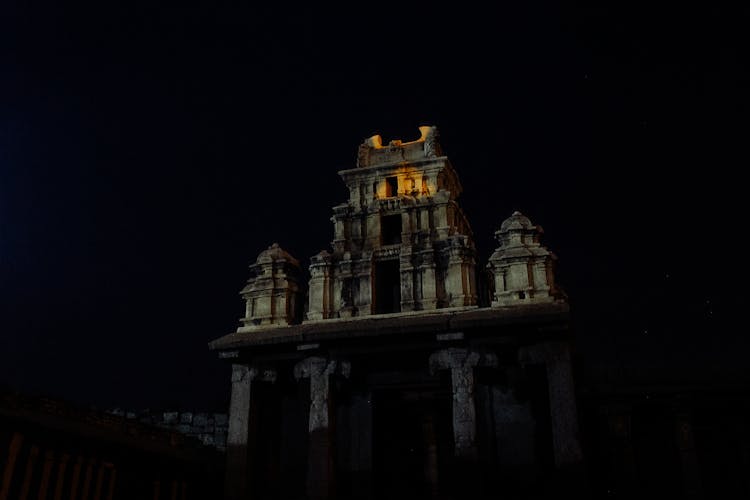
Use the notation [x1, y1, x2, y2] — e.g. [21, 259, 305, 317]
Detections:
[307, 126, 477, 320]
[211, 125, 583, 500]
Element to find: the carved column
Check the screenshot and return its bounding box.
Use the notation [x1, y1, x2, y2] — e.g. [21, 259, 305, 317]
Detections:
[519, 342, 583, 467]
[429, 348, 497, 459]
[0, 432, 24, 500]
[307, 251, 333, 320]
[604, 406, 636, 495]
[419, 251, 438, 310]
[225, 364, 276, 500]
[294, 357, 350, 500]
[674, 410, 701, 499]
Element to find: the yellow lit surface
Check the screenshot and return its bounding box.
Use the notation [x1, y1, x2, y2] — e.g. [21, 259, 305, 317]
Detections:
[372, 166, 435, 198]
[366, 127, 430, 150]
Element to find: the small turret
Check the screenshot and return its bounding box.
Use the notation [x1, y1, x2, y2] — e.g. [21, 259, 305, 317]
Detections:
[487, 212, 565, 306]
[238, 243, 304, 331]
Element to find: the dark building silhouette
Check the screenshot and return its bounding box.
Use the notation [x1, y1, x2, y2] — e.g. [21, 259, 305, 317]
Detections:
[209, 126, 750, 500]
[0, 390, 223, 500]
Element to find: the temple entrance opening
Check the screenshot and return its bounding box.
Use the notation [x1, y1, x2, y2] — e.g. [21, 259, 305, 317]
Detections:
[372, 387, 452, 500]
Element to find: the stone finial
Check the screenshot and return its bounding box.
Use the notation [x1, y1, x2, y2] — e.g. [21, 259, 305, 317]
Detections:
[487, 212, 565, 306]
[238, 243, 304, 331]
[419, 125, 441, 157]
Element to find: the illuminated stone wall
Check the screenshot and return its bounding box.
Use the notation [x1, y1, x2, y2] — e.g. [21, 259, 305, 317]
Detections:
[308, 126, 478, 320]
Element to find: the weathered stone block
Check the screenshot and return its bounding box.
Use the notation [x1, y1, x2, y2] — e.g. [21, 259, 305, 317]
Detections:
[214, 432, 226, 448]
[163, 412, 179, 424]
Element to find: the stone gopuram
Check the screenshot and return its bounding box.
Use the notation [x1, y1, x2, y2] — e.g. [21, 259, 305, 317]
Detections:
[209, 126, 581, 500]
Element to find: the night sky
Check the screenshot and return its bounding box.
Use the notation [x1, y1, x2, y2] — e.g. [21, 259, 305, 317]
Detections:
[2, 3, 748, 413]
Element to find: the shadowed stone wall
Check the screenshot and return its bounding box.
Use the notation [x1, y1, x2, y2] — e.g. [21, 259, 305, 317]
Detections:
[108, 409, 228, 451]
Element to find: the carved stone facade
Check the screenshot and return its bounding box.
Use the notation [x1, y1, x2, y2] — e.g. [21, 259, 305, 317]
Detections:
[238, 243, 304, 331]
[309, 125, 477, 320]
[212, 126, 583, 500]
[487, 210, 565, 306]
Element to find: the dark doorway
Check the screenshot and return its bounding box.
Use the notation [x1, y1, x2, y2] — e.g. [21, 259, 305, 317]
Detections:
[374, 260, 401, 314]
[373, 389, 451, 500]
[385, 176, 398, 197]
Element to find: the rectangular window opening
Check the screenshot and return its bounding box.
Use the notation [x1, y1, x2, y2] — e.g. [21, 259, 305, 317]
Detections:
[385, 176, 398, 197]
[381, 214, 402, 246]
[374, 260, 401, 314]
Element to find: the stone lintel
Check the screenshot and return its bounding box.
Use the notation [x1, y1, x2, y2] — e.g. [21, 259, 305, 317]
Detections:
[436, 332, 464, 341]
[209, 303, 569, 352]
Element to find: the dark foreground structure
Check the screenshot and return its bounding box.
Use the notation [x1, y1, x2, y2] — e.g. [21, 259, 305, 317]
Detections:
[210, 127, 584, 499]
[0, 390, 223, 500]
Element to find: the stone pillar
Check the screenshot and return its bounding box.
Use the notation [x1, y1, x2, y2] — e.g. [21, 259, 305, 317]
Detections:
[106, 466, 116, 500]
[53, 453, 70, 500]
[519, 342, 583, 467]
[93, 461, 106, 500]
[70, 456, 84, 500]
[400, 249, 416, 312]
[0, 433, 24, 500]
[423, 414, 440, 498]
[18, 444, 38, 500]
[429, 348, 497, 459]
[81, 457, 96, 500]
[307, 251, 333, 320]
[604, 406, 636, 496]
[674, 411, 701, 499]
[225, 364, 277, 500]
[294, 357, 350, 500]
[38, 450, 55, 500]
[444, 235, 476, 308]
[419, 256, 438, 310]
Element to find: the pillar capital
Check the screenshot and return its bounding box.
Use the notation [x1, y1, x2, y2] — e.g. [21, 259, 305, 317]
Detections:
[429, 347, 497, 374]
[231, 364, 277, 384]
[293, 356, 350, 381]
[518, 341, 570, 366]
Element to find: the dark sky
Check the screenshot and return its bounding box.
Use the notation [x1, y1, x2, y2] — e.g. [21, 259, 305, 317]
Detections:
[2, 3, 748, 412]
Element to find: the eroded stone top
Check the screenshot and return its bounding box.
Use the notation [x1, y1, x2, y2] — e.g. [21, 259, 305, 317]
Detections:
[255, 242, 300, 267]
[356, 125, 442, 168]
[499, 211, 543, 234]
